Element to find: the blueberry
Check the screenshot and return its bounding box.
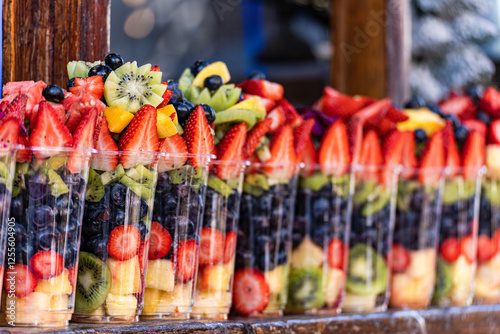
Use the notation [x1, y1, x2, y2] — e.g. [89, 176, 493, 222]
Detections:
[445, 114, 461, 130]
[178, 217, 196, 237]
[414, 128, 427, 144]
[174, 103, 191, 125]
[66, 78, 77, 91]
[134, 220, 148, 240]
[64, 245, 79, 267]
[405, 97, 426, 109]
[87, 203, 110, 221]
[257, 253, 276, 272]
[204, 75, 223, 91]
[86, 235, 108, 258]
[38, 228, 62, 250]
[14, 223, 27, 244]
[15, 243, 34, 265]
[112, 210, 126, 227]
[59, 216, 80, 237]
[455, 126, 469, 144]
[88, 65, 113, 82]
[33, 205, 56, 227]
[105, 53, 124, 71]
[235, 250, 254, 270]
[28, 173, 48, 201]
[466, 85, 484, 102]
[42, 85, 65, 103]
[10, 196, 24, 224]
[428, 104, 444, 117]
[156, 173, 171, 190]
[276, 251, 288, 265]
[190, 60, 209, 76]
[83, 219, 103, 236]
[248, 70, 266, 80]
[111, 183, 126, 207]
[167, 80, 179, 91]
[183, 100, 195, 111]
[169, 89, 184, 105]
[476, 111, 491, 125]
[200, 104, 216, 124]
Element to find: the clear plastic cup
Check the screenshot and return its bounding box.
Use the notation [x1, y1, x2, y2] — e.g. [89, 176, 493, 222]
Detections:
[192, 160, 247, 320]
[1, 146, 94, 327]
[432, 167, 484, 307]
[140, 153, 212, 320]
[72, 150, 160, 323]
[343, 165, 399, 313]
[233, 162, 301, 317]
[390, 167, 445, 309]
[286, 164, 353, 314]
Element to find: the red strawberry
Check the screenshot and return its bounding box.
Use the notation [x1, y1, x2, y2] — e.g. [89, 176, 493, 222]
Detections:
[443, 122, 460, 176]
[327, 238, 344, 269]
[490, 119, 500, 144]
[158, 134, 189, 173]
[354, 98, 392, 125]
[462, 130, 485, 180]
[293, 119, 314, 161]
[4, 94, 28, 121]
[348, 119, 363, 165]
[151, 65, 160, 72]
[318, 119, 350, 176]
[215, 123, 247, 180]
[477, 235, 497, 263]
[118, 104, 159, 169]
[319, 87, 364, 118]
[68, 266, 77, 292]
[223, 231, 237, 264]
[354, 95, 377, 107]
[385, 106, 409, 122]
[148, 221, 172, 260]
[67, 107, 99, 173]
[4, 264, 37, 298]
[301, 137, 318, 177]
[0, 100, 9, 113]
[390, 244, 411, 273]
[243, 93, 275, 112]
[440, 95, 477, 119]
[0, 115, 20, 146]
[138, 239, 149, 275]
[107, 225, 141, 261]
[198, 227, 224, 266]
[232, 268, 270, 316]
[480, 86, 500, 117]
[358, 129, 383, 181]
[17, 135, 31, 163]
[184, 105, 216, 168]
[277, 99, 303, 128]
[157, 82, 172, 109]
[382, 130, 417, 183]
[175, 239, 198, 282]
[29, 101, 72, 158]
[440, 237, 461, 262]
[237, 80, 284, 101]
[418, 130, 445, 184]
[91, 115, 119, 171]
[376, 118, 397, 138]
[460, 235, 476, 264]
[69, 76, 104, 100]
[242, 118, 272, 159]
[262, 125, 297, 179]
[463, 119, 487, 138]
[29, 250, 64, 279]
[266, 106, 286, 132]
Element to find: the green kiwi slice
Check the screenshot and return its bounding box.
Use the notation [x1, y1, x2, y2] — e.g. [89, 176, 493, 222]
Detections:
[287, 267, 325, 311]
[48, 170, 69, 197]
[101, 164, 125, 186]
[207, 175, 233, 197]
[75, 252, 111, 313]
[243, 182, 264, 197]
[442, 178, 476, 205]
[86, 168, 105, 202]
[432, 257, 453, 302]
[67, 61, 103, 79]
[125, 164, 155, 188]
[300, 172, 329, 192]
[168, 165, 195, 185]
[120, 175, 153, 200]
[346, 244, 388, 296]
[246, 174, 270, 191]
[214, 109, 257, 129]
[104, 62, 166, 114]
[361, 190, 391, 217]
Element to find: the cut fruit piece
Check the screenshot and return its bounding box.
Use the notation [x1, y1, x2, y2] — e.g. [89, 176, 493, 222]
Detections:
[462, 130, 485, 180]
[318, 86, 364, 118]
[266, 106, 286, 132]
[213, 109, 257, 129]
[343, 293, 377, 311]
[75, 252, 112, 313]
[301, 137, 318, 177]
[358, 129, 383, 182]
[184, 105, 216, 168]
[327, 238, 344, 270]
[300, 172, 329, 192]
[208, 175, 233, 197]
[287, 267, 325, 311]
[198, 263, 233, 291]
[230, 96, 266, 115]
[175, 239, 198, 282]
[277, 98, 303, 128]
[30, 250, 64, 280]
[67, 60, 92, 79]
[293, 119, 314, 161]
[145, 260, 174, 292]
[189, 85, 242, 112]
[432, 257, 452, 301]
[48, 169, 69, 197]
[390, 244, 411, 273]
[91, 115, 119, 172]
[104, 106, 134, 133]
[390, 270, 435, 309]
[100, 164, 125, 185]
[262, 125, 297, 180]
[198, 227, 224, 266]
[346, 244, 388, 296]
[105, 293, 138, 317]
[443, 121, 461, 177]
[486, 144, 500, 179]
[440, 95, 476, 119]
[107, 225, 141, 261]
[70, 76, 104, 100]
[156, 110, 178, 138]
[214, 122, 247, 180]
[237, 80, 284, 101]
[148, 221, 172, 260]
[192, 61, 231, 88]
[460, 235, 476, 264]
[397, 108, 446, 135]
[4, 264, 38, 298]
[157, 134, 189, 173]
[86, 168, 105, 202]
[232, 268, 270, 316]
[319, 119, 350, 176]
[264, 265, 287, 295]
[107, 256, 141, 295]
[243, 118, 272, 160]
[126, 164, 155, 187]
[291, 237, 324, 269]
[419, 129, 445, 184]
[158, 105, 178, 125]
[67, 107, 99, 173]
[223, 231, 237, 264]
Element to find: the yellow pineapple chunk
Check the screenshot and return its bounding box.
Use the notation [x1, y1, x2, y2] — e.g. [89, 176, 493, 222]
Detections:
[105, 293, 137, 317]
[104, 106, 135, 133]
[142, 288, 162, 314]
[156, 111, 178, 138]
[158, 105, 178, 125]
[34, 269, 72, 295]
[198, 263, 232, 292]
[229, 96, 266, 116]
[265, 265, 287, 295]
[107, 256, 141, 295]
[192, 61, 231, 88]
[8, 292, 51, 312]
[145, 259, 175, 292]
[49, 294, 69, 311]
[397, 108, 446, 135]
[291, 237, 324, 269]
[325, 268, 345, 306]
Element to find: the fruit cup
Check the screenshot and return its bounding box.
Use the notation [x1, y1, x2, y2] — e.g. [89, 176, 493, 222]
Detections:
[343, 165, 399, 313]
[286, 164, 353, 314]
[432, 167, 483, 307]
[141, 153, 212, 320]
[72, 150, 160, 323]
[390, 168, 445, 309]
[192, 160, 247, 320]
[2, 146, 94, 327]
[232, 162, 301, 317]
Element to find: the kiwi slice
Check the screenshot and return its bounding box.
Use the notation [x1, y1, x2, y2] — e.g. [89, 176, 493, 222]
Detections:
[362, 190, 391, 217]
[126, 164, 155, 188]
[101, 164, 125, 186]
[48, 169, 69, 197]
[243, 182, 264, 197]
[104, 61, 166, 114]
[208, 175, 233, 197]
[432, 257, 452, 302]
[214, 109, 257, 129]
[346, 244, 388, 296]
[75, 252, 112, 313]
[246, 174, 270, 191]
[86, 168, 105, 202]
[442, 178, 476, 205]
[287, 267, 325, 311]
[353, 181, 378, 205]
[255, 137, 271, 162]
[40, 155, 68, 175]
[13, 163, 29, 197]
[484, 179, 500, 206]
[67, 60, 103, 79]
[301, 172, 329, 192]
[120, 175, 153, 200]
[168, 165, 195, 185]
[192, 167, 207, 192]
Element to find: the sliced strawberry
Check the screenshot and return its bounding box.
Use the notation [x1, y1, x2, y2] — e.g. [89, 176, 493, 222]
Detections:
[4, 264, 37, 298]
[68, 266, 77, 292]
[148, 221, 172, 260]
[215, 123, 247, 180]
[107, 225, 141, 261]
[385, 105, 409, 122]
[157, 82, 172, 109]
[29, 250, 64, 279]
[418, 130, 445, 184]
[118, 104, 159, 169]
[67, 107, 99, 173]
[381, 130, 416, 183]
[138, 239, 149, 275]
[355, 98, 392, 125]
[232, 268, 270, 316]
[266, 106, 286, 133]
[151, 65, 160, 72]
[69, 76, 104, 100]
[262, 125, 297, 179]
[490, 119, 500, 144]
[237, 80, 284, 101]
[0, 100, 9, 113]
[318, 119, 350, 176]
[17, 135, 31, 163]
[91, 115, 119, 172]
[461, 119, 486, 139]
[158, 134, 189, 173]
[376, 118, 397, 138]
[440, 237, 461, 262]
[243, 93, 275, 112]
[477, 235, 497, 263]
[443, 122, 460, 177]
[293, 118, 314, 161]
[319, 87, 364, 118]
[358, 129, 383, 181]
[301, 137, 318, 177]
[184, 105, 216, 168]
[242, 118, 272, 159]
[29, 101, 72, 157]
[4, 94, 28, 121]
[462, 130, 485, 180]
[354, 95, 377, 107]
[390, 244, 411, 273]
[0, 115, 20, 146]
[198, 227, 224, 266]
[348, 119, 363, 165]
[223, 231, 237, 264]
[175, 239, 198, 282]
[480, 86, 500, 117]
[327, 238, 344, 269]
[440, 95, 477, 119]
[277, 99, 303, 128]
[460, 235, 476, 264]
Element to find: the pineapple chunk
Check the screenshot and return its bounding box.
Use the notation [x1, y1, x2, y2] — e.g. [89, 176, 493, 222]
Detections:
[291, 237, 324, 269]
[343, 293, 377, 311]
[198, 263, 232, 292]
[160, 283, 193, 308]
[397, 108, 446, 135]
[35, 269, 72, 295]
[157, 111, 178, 138]
[192, 61, 231, 88]
[142, 288, 162, 314]
[49, 294, 69, 311]
[486, 145, 500, 179]
[406, 248, 436, 279]
[104, 106, 134, 133]
[193, 289, 219, 308]
[390, 272, 435, 308]
[158, 105, 178, 125]
[107, 256, 142, 295]
[8, 292, 51, 312]
[265, 265, 287, 295]
[325, 268, 345, 306]
[145, 259, 175, 292]
[105, 293, 138, 317]
[450, 255, 476, 306]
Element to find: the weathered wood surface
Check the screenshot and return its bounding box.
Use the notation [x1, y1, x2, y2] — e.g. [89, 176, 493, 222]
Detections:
[0, 305, 499, 333]
[2, 0, 110, 88]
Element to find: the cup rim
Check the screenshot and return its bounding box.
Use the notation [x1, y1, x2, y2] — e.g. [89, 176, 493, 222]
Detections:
[0, 143, 24, 151]
[246, 161, 304, 168]
[29, 146, 97, 154]
[210, 159, 250, 165]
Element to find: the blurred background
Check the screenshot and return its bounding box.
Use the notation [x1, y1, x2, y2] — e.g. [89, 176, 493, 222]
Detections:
[110, 0, 500, 105]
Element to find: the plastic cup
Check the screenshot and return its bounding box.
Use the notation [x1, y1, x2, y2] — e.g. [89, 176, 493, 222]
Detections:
[1, 147, 94, 327]
[432, 167, 483, 307]
[140, 153, 212, 320]
[191, 160, 247, 320]
[72, 150, 160, 323]
[233, 162, 301, 317]
[343, 165, 399, 313]
[286, 164, 353, 314]
[389, 167, 445, 309]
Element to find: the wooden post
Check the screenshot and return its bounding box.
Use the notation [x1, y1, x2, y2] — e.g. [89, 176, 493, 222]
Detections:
[2, 0, 110, 88]
[331, 0, 410, 105]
